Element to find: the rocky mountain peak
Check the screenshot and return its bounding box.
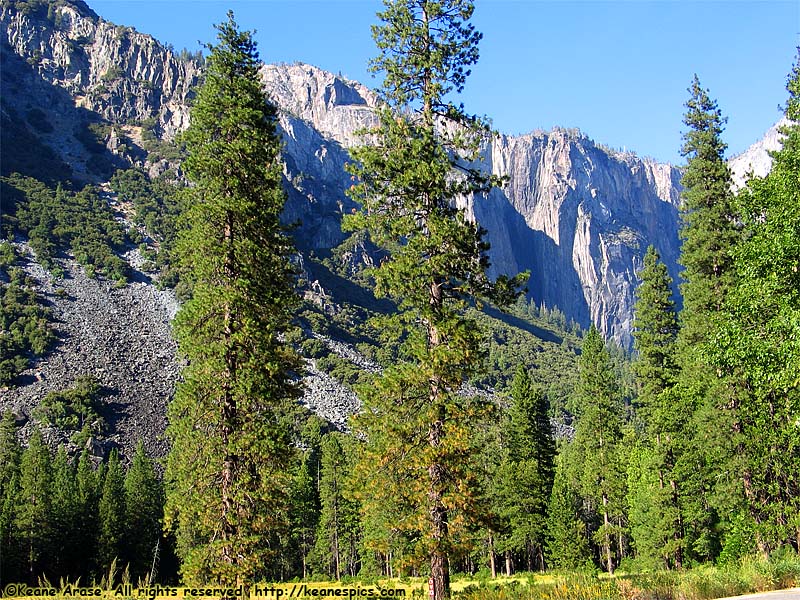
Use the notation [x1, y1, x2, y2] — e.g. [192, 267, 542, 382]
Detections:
[2, 0, 201, 138]
[729, 118, 787, 189]
[261, 62, 377, 148]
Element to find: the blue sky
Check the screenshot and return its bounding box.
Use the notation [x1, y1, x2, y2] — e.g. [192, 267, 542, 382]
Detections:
[91, 0, 799, 165]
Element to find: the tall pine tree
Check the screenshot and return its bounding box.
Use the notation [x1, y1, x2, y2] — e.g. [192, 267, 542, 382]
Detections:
[546, 448, 591, 571]
[675, 76, 741, 561]
[164, 11, 302, 585]
[98, 450, 126, 575]
[495, 366, 555, 571]
[570, 325, 625, 573]
[50, 446, 79, 581]
[630, 245, 685, 567]
[633, 245, 679, 416]
[75, 448, 101, 580]
[15, 430, 52, 584]
[346, 2, 525, 597]
[313, 433, 361, 579]
[124, 443, 163, 583]
[0, 413, 21, 586]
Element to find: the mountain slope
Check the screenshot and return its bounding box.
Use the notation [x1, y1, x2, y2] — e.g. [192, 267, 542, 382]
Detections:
[1, 0, 688, 346]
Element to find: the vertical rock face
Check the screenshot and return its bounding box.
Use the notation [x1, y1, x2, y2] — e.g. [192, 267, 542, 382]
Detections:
[259, 65, 683, 346]
[1, 1, 201, 137]
[477, 130, 682, 347]
[2, 0, 688, 346]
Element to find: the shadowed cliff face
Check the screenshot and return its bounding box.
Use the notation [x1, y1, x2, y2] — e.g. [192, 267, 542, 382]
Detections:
[481, 130, 683, 346]
[1, 1, 200, 136]
[260, 63, 684, 346]
[2, 1, 686, 346]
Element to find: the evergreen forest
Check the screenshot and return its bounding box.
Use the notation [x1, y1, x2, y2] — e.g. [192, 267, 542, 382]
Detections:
[0, 1, 798, 598]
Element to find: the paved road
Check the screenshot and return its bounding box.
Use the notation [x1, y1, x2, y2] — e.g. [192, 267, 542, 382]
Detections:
[717, 588, 800, 600]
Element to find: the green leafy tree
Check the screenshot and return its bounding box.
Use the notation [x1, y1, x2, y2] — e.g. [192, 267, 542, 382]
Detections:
[346, 2, 525, 596]
[164, 11, 302, 585]
[124, 443, 164, 583]
[98, 451, 126, 574]
[711, 52, 800, 553]
[15, 430, 52, 583]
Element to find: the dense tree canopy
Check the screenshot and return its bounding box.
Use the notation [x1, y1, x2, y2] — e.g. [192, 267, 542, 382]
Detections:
[164, 11, 302, 585]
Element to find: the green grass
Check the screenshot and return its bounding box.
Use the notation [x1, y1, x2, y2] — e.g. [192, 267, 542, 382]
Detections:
[452, 550, 800, 599]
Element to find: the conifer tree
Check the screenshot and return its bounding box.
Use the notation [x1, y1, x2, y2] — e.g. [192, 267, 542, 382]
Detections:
[631, 246, 684, 567]
[0, 412, 21, 586]
[678, 76, 739, 332]
[313, 433, 361, 579]
[124, 443, 163, 583]
[15, 430, 52, 583]
[495, 366, 555, 570]
[98, 450, 126, 574]
[712, 52, 800, 553]
[289, 417, 324, 579]
[633, 246, 679, 415]
[0, 472, 21, 585]
[164, 11, 301, 585]
[50, 446, 79, 581]
[545, 449, 590, 570]
[289, 454, 319, 579]
[675, 76, 741, 561]
[347, 2, 524, 597]
[0, 413, 19, 493]
[571, 325, 625, 573]
[75, 449, 101, 580]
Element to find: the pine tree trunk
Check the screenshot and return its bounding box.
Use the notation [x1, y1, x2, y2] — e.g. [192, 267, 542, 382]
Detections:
[670, 478, 683, 569]
[220, 212, 237, 581]
[333, 497, 341, 580]
[489, 534, 496, 578]
[427, 280, 450, 600]
[505, 550, 512, 576]
[602, 493, 613, 574]
[527, 539, 533, 571]
[429, 416, 450, 600]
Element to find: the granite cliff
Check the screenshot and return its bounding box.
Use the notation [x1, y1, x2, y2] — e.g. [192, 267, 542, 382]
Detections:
[259, 63, 683, 346]
[2, 0, 782, 459]
[729, 118, 787, 189]
[1, 1, 685, 345]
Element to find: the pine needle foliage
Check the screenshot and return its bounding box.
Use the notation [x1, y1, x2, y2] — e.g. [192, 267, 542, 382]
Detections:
[345, 2, 526, 598]
[164, 11, 302, 585]
[674, 76, 742, 562]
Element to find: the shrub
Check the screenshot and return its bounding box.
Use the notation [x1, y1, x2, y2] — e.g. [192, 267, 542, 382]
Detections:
[33, 375, 106, 433]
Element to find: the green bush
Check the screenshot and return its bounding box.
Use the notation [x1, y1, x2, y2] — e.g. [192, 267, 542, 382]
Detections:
[2, 174, 129, 280]
[33, 375, 105, 433]
[0, 256, 55, 386]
